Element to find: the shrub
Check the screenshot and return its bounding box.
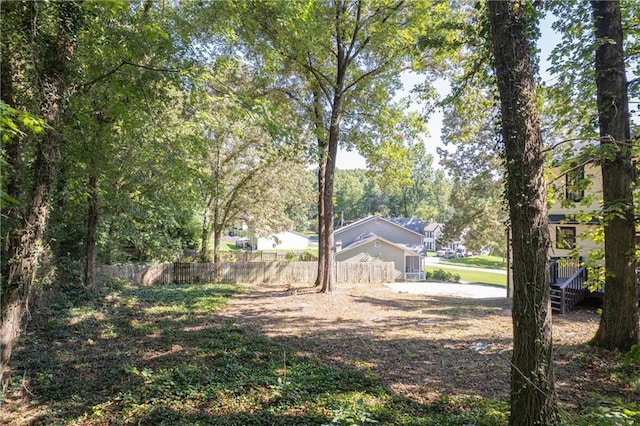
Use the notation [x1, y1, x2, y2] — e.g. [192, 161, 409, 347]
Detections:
[424, 269, 460, 283]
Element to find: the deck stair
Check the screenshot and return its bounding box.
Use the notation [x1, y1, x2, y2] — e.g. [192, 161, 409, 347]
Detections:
[549, 262, 587, 314]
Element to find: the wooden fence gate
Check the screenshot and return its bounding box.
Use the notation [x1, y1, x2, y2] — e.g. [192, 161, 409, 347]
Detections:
[174, 262, 192, 283]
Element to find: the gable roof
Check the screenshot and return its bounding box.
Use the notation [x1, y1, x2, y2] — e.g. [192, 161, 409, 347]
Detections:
[340, 233, 426, 256]
[387, 217, 425, 235]
[424, 222, 443, 233]
[335, 215, 425, 237]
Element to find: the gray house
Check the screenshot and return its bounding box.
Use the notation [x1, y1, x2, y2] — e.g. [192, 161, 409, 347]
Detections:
[334, 215, 426, 281]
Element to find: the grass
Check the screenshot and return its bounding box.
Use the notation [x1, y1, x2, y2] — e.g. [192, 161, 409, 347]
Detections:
[424, 265, 507, 287]
[6, 280, 510, 425]
[439, 255, 507, 271]
[6, 279, 639, 425]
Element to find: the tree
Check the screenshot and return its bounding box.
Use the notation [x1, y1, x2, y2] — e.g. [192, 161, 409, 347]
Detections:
[441, 172, 505, 256]
[334, 169, 369, 225]
[544, 0, 639, 351]
[369, 140, 449, 219]
[48, 1, 194, 285]
[590, 0, 639, 351]
[230, 0, 461, 292]
[487, 1, 558, 424]
[1, 0, 84, 383]
[185, 62, 311, 267]
[439, 83, 505, 254]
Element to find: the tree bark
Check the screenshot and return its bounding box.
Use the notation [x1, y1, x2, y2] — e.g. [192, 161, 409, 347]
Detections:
[213, 202, 223, 282]
[316, 158, 328, 289]
[84, 174, 99, 293]
[591, 0, 640, 351]
[1, 1, 82, 384]
[200, 200, 212, 263]
[487, 2, 558, 424]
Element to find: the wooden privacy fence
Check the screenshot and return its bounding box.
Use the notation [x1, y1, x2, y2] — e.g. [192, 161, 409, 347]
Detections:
[98, 261, 394, 286]
[97, 264, 171, 286]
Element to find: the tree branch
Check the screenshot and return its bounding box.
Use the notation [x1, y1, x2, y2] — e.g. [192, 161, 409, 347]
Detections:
[76, 61, 180, 92]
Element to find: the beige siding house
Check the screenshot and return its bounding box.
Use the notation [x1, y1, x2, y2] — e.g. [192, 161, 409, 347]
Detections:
[504, 162, 628, 313]
[547, 163, 603, 260]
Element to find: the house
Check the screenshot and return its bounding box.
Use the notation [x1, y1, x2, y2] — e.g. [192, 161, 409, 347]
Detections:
[424, 221, 444, 252]
[256, 231, 309, 251]
[334, 215, 426, 281]
[505, 160, 639, 313]
[548, 163, 603, 261]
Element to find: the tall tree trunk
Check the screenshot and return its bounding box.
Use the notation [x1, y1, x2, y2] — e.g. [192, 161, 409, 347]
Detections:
[591, 0, 640, 351]
[317, 98, 342, 293]
[313, 82, 327, 290]
[200, 201, 212, 262]
[316, 159, 328, 289]
[213, 202, 222, 282]
[0, 1, 81, 384]
[213, 227, 223, 282]
[317, 2, 347, 293]
[84, 174, 99, 293]
[487, 2, 558, 425]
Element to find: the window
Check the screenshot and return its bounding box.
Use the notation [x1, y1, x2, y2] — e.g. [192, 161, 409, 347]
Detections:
[565, 166, 585, 202]
[374, 241, 381, 248]
[556, 226, 576, 250]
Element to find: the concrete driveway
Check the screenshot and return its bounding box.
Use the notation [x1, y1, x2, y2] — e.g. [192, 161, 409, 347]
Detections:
[385, 282, 507, 299]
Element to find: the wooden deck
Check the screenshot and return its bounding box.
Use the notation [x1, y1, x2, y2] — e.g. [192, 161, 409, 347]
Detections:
[549, 258, 640, 314]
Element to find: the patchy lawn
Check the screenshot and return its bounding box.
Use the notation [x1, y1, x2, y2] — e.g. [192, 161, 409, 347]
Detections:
[3, 281, 639, 425]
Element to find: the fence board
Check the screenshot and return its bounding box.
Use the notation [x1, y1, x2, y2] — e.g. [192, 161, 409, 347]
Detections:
[98, 261, 395, 286]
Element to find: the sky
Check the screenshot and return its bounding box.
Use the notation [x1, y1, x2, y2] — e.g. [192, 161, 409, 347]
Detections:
[335, 15, 559, 170]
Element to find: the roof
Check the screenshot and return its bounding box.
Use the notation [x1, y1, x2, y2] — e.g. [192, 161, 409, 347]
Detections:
[424, 222, 443, 232]
[548, 214, 600, 225]
[387, 217, 425, 234]
[335, 215, 425, 237]
[340, 233, 426, 256]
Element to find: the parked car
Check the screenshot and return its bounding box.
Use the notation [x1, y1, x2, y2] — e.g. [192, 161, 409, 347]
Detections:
[436, 248, 455, 258]
[454, 247, 465, 258]
[236, 237, 250, 248]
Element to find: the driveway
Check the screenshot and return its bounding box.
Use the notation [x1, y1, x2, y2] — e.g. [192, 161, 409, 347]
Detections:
[385, 282, 507, 299]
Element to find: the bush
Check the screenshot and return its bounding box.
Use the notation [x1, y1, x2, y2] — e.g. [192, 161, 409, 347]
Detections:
[424, 269, 460, 283]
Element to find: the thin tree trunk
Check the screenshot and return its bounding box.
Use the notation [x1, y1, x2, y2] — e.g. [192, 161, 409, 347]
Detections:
[591, 0, 639, 351]
[213, 227, 223, 282]
[487, 2, 558, 424]
[213, 202, 222, 282]
[84, 174, 99, 293]
[200, 202, 212, 262]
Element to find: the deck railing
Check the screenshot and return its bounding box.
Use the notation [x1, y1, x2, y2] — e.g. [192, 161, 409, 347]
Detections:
[550, 264, 587, 314]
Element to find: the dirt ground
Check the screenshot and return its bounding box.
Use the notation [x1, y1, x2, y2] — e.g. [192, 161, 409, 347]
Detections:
[219, 281, 609, 404]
